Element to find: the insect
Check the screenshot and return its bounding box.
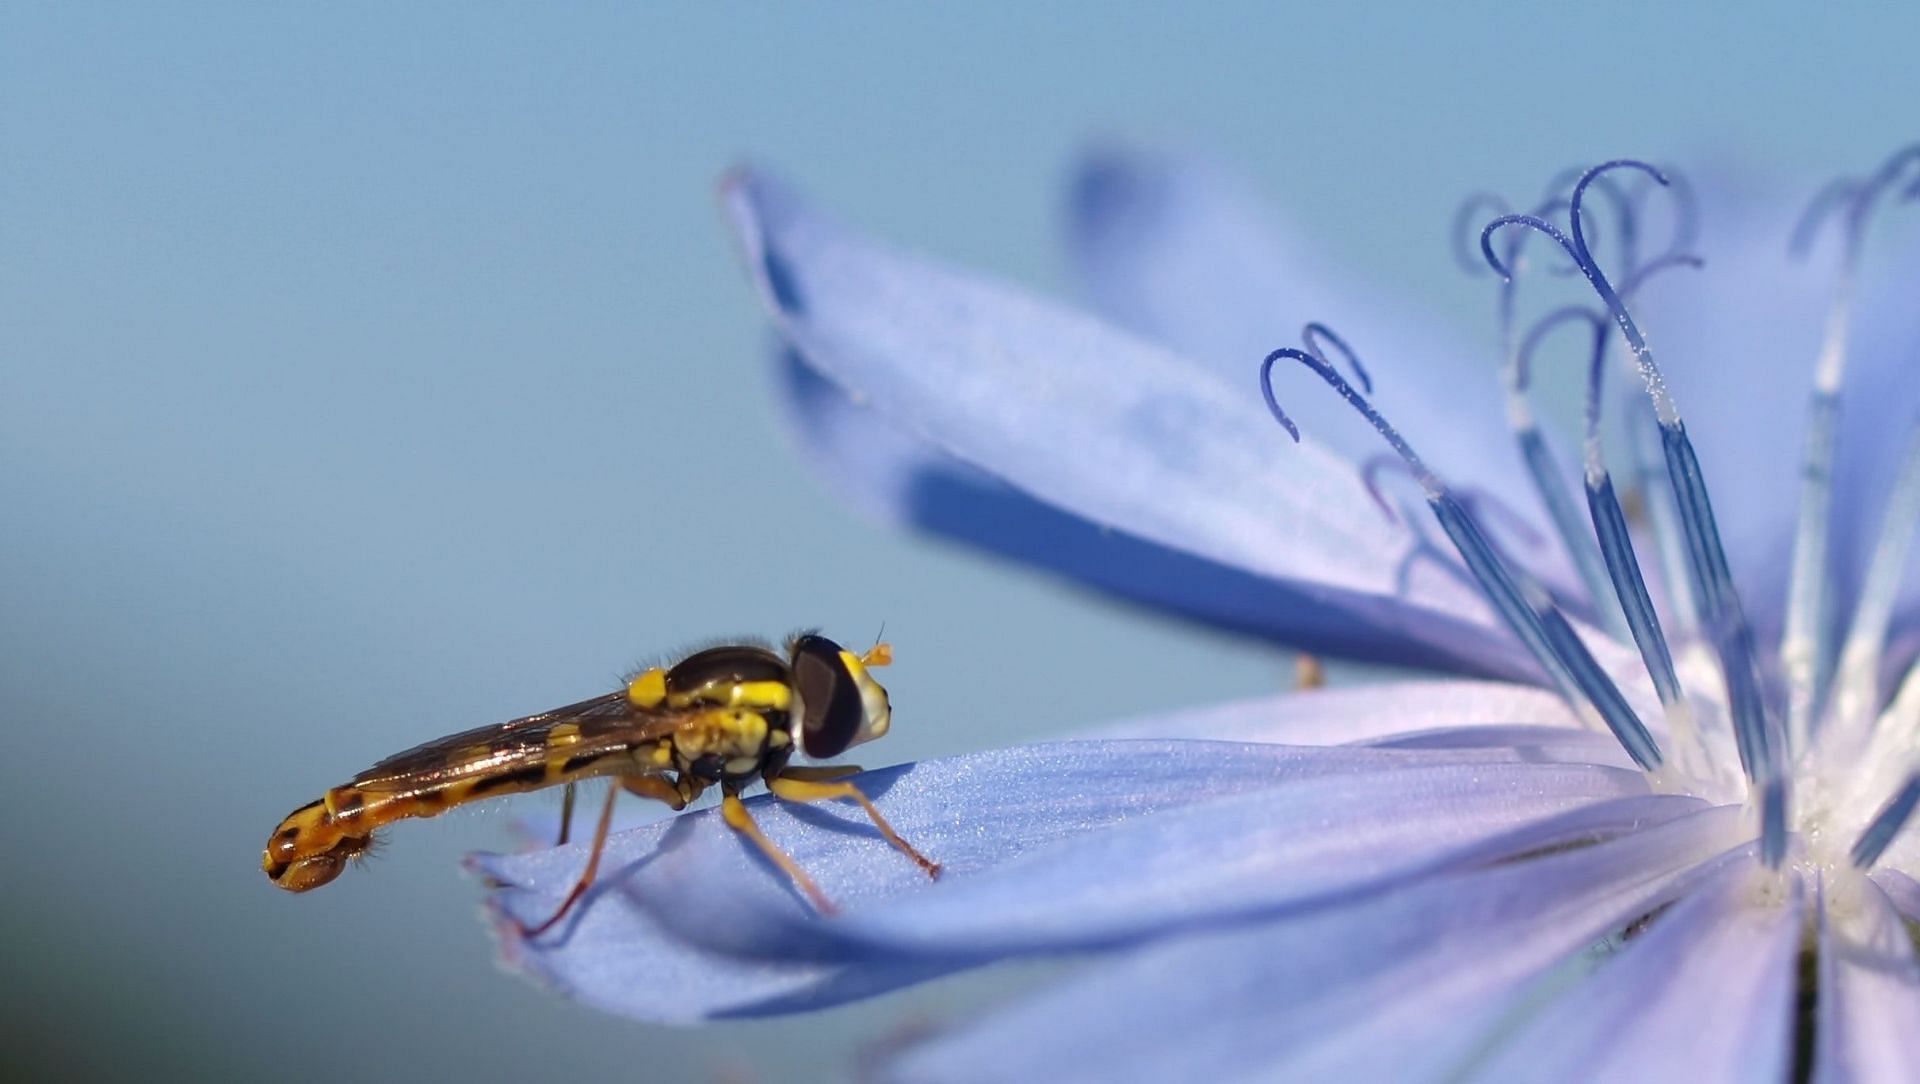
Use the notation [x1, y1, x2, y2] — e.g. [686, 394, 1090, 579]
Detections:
[263, 633, 938, 935]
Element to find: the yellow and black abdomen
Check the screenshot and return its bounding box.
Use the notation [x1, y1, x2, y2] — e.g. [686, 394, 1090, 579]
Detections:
[263, 743, 647, 892]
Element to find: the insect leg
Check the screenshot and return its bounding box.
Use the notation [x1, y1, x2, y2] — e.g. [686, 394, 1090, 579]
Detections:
[618, 773, 688, 810]
[556, 782, 577, 846]
[766, 773, 941, 878]
[778, 764, 862, 782]
[720, 795, 836, 913]
[516, 782, 620, 940]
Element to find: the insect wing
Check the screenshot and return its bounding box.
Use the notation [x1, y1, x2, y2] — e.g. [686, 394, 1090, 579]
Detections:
[349, 692, 693, 795]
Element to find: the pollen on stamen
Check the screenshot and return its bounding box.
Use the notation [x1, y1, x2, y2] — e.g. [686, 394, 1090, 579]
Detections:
[1480, 160, 1786, 863]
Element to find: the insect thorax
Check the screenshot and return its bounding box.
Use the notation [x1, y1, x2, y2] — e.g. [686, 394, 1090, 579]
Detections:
[647, 644, 800, 789]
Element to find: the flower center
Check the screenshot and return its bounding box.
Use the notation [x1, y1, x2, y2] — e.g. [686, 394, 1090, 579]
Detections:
[1264, 152, 1920, 877]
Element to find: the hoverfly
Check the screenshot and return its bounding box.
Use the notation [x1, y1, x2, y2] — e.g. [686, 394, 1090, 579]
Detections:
[264, 633, 938, 935]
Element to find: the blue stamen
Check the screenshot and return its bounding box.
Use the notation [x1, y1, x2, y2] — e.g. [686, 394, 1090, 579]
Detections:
[1760, 779, 1788, 868]
[1586, 469, 1683, 711]
[1394, 542, 1480, 601]
[1451, 193, 1511, 275]
[1629, 404, 1702, 641]
[1482, 194, 1624, 636]
[1788, 178, 1864, 260]
[1510, 258, 1703, 396]
[1782, 383, 1842, 750]
[1262, 342, 1663, 771]
[1781, 144, 1920, 749]
[1625, 164, 1699, 270]
[1662, 419, 1785, 808]
[1515, 259, 1705, 717]
[1480, 161, 1781, 861]
[1617, 253, 1707, 298]
[1512, 430, 1620, 634]
[1459, 491, 1549, 552]
[1549, 165, 1635, 273]
[1514, 305, 1607, 397]
[1359, 454, 1408, 525]
[1851, 772, 1920, 869]
[1364, 455, 1548, 549]
[1302, 322, 1373, 394]
[1791, 144, 1920, 267]
[1359, 475, 1489, 600]
[1831, 425, 1920, 731]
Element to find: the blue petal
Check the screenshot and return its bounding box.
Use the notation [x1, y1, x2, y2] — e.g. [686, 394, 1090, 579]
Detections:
[1874, 868, 1920, 921]
[727, 169, 1538, 679]
[791, 790, 1692, 963]
[1471, 861, 1801, 1082]
[1066, 146, 1549, 525]
[776, 347, 1521, 670]
[1087, 677, 1583, 743]
[643, 764, 1667, 962]
[471, 857, 935, 1024]
[477, 739, 1462, 1020]
[1813, 872, 1920, 1081]
[884, 806, 1750, 1082]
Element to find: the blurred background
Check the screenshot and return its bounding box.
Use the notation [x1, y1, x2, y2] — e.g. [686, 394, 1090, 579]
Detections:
[3, 4, 1915, 1080]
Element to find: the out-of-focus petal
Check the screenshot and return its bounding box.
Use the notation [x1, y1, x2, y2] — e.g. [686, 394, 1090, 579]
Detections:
[1065, 146, 1545, 518]
[725, 169, 1538, 679]
[1468, 862, 1801, 1082]
[1085, 678, 1580, 743]
[1873, 868, 1920, 921]
[478, 739, 1464, 1020]
[884, 806, 1750, 1082]
[1814, 872, 1920, 1082]
[776, 348, 1505, 666]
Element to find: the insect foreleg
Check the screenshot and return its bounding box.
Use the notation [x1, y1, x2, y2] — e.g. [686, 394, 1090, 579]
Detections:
[765, 773, 940, 878]
[516, 783, 620, 940]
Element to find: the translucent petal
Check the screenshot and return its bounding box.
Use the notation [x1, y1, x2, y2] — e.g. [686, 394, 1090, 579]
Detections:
[725, 169, 1537, 679]
[1468, 861, 1801, 1082]
[1065, 146, 1548, 526]
[1814, 873, 1920, 1082]
[470, 860, 928, 1024]
[885, 805, 1750, 1082]
[1085, 678, 1583, 744]
[657, 771, 1673, 963]
[476, 739, 1511, 1020]
[819, 791, 1695, 963]
[775, 348, 1511, 669]
[1872, 868, 1920, 921]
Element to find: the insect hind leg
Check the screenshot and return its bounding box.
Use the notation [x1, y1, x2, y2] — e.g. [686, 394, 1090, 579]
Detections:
[515, 783, 620, 940]
[515, 774, 691, 940]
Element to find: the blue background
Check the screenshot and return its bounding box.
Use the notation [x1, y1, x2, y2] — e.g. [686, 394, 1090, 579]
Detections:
[3, 4, 1915, 1079]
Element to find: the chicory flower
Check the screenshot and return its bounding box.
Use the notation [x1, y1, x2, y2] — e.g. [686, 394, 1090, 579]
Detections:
[475, 144, 1920, 1081]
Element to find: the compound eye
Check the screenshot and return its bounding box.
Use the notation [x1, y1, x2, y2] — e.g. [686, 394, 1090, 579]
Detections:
[792, 635, 861, 759]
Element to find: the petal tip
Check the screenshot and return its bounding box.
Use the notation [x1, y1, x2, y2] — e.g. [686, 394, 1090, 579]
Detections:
[715, 168, 808, 319]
